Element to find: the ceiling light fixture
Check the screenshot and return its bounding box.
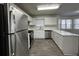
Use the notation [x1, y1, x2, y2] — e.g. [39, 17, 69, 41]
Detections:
[74, 10, 79, 13]
[37, 4, 61, 11]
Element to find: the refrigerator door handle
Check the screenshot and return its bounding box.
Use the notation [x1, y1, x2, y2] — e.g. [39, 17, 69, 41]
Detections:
[9, 10, 16, 56]
[10, 34, 13, 56]
[10, 34, 16, 56]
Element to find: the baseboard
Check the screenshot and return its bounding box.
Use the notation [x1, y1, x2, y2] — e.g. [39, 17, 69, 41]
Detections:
[45, 38, 52, 39]
[34, 38, 45, 40]
[34, 38, 52, 40]
[64, 54, 78, 56]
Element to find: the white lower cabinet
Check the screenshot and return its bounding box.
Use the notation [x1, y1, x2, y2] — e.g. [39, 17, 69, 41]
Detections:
[34, 30, 45, 39]
[52, 31, 79, 56]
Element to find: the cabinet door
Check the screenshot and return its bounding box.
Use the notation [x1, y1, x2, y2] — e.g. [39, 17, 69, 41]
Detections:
[45, 17, 57, 25]
[73, 37, 78, 55]
[52, 32, 63, 51]
[57, 34, 63, 51]
[51, 31, 54, 39]
[28, 16, 32, 21]
[63, 36, 78, 55]
[34, 30, 45, 39]
[53, 32, 58, 44]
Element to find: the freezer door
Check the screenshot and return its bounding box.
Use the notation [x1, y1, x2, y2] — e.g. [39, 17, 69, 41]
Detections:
[9, 6, 28, 32]
[15, 14, 28, 31]
[12, 8, 28, 31]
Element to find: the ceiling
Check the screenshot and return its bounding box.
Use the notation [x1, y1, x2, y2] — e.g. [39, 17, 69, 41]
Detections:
[15, 3, 79, 17]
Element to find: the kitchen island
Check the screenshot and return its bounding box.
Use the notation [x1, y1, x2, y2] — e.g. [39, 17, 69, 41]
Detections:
[51, 29, 79, 56]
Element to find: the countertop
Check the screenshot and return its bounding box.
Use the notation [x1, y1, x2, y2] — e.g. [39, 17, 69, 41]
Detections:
[52, 29, 79, 36]
[28, 28, 79, 36]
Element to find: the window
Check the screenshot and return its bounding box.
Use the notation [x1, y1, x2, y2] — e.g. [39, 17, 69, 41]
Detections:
[60, 19, 72, 29]
[66, 20, 72, 29]
[74, 19, 79, 29]
[61, 19, 66, 29]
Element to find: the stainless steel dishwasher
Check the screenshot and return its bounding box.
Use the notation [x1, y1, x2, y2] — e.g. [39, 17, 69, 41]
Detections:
[45, 30, 52, 39]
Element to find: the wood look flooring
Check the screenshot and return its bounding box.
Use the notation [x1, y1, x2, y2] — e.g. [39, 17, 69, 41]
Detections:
[29, 39, 63, 56]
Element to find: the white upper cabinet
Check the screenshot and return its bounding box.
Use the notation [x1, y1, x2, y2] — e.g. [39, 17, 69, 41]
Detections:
[33, 16, 44, 20]
[28, 16, 32, 21]
[29, 18, 35, 25]
[29, 16, 58, 26]
[29, 16, 44, 25]
[45, 16, 58, 25]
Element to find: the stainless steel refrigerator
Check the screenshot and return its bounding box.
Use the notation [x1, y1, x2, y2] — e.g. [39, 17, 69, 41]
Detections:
[0, 3, 28, 56]
[8, 5, 28, 56]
